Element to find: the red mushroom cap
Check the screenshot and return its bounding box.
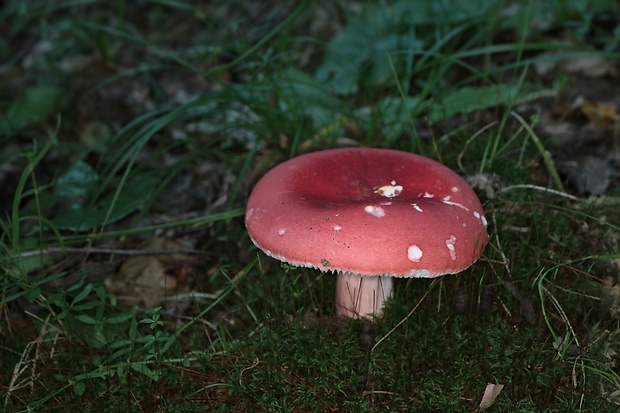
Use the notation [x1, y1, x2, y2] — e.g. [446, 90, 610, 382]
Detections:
[245, 148, 488, 278]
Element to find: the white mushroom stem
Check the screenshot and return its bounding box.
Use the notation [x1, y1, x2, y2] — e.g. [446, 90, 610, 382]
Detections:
[335, 273, 394, 319]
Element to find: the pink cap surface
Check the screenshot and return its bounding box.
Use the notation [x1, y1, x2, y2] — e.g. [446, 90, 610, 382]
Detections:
[245, 148, 488, 277]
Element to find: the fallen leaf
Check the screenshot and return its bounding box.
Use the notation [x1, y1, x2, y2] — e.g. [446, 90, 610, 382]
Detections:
[103, 237, 196, 307]
[578, 99, 619, 130]
[479, 383, 504, 410]
[603, 283, 620, 318]
[562, 56, 618, 78]
[558, 155, 616, 195]
[105, 256, 177, 308]
[466, 173, 504, 200]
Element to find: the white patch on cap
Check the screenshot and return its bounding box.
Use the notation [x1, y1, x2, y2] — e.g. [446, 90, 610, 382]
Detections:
[411, 203, 423, 212]
[380, 201, 393, 206]
[333, 225, 342, 231]
[423, 192, 434, 198]
[451, 186, 459, 192]
[407, 245, 423, 262]
[364, 205, 385, 218]
[375, 183, 403, 198]
[246, 208, 254, 220]
[445, 235, 457, 261]
[278, 228, 287, 236]
[474, 211, 487, 227]
[442, 199, 469, 211]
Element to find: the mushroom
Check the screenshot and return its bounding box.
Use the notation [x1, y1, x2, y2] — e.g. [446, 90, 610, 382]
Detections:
[245, 148, 488, 319]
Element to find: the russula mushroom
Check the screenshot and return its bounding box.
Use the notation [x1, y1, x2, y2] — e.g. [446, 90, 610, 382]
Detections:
[245, 148, 488, 319]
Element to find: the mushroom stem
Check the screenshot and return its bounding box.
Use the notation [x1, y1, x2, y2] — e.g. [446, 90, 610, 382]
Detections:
[335, 273, 394, 319]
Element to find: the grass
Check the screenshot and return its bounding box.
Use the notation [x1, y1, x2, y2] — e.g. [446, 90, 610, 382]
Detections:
[2, 0, 620, 411]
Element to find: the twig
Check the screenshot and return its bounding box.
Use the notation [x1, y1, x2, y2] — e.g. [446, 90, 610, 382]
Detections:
[498, 184, 579, 201]
[113, 292, 221, 304]
[15, 247, 206, 259]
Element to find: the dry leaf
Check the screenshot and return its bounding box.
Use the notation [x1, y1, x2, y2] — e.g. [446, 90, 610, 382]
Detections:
[534, 51, 618, 78]
[578, 99, 619, 130]
[559, 155, 616, 196]
[103, 237, 196, 307]
[466, 173, 504, 200]
[104, 256, 177, 307]
[603, 283, 620, 318]
[479, 383, 504, 410]
[562, 56, 618, 78]
[126, 257, 177, 306]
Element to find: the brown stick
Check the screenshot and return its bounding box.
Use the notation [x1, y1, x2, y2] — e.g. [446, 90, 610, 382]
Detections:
[15, 247, 205, 258]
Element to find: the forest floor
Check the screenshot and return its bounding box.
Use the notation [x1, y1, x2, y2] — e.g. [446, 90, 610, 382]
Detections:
[1, 1, 620, 412]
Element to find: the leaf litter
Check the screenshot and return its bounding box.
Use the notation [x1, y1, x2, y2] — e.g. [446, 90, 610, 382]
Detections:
[104, 237, 198, 308]
[538, 77, 620, 196]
